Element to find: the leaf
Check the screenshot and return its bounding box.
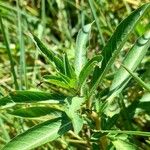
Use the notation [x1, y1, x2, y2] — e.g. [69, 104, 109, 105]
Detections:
[8, 107, 63, 118]
[90, 3, 150, 95]
[78, 55, 103, 88]
[0, 96, 15, 107]
[112, 139, 137, 150]
[65, 97, 85, 134]
[110, 30, 150, 95]
[2, 116, 72, 150]
[122, 64, 150, 92]
[43, 75, 71, 89]
[63, 53, 76, 79]
[137, 93, 150, 112]
[105, 30, 150, 117]
[30, 34, 64, 73]
[74, 23, 93, 76]
[9, 91, 65, 103]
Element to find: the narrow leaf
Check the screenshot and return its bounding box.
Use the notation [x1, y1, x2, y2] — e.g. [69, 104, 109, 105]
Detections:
[105, 30, 150, 117]
[74, 23, 92, 76]
[110, 30, 150, 98]
[10, 91, 65, 103]
[30, 34, 64, 73]
[8, 107, 63, 118]
[90, 3, 150, 95]
[43, 75, 70, 89]
[122, 64, 150, 92]
[2, 117, 72, 150]
[63, 53, 76, 79]
[79, 55, 103, 88]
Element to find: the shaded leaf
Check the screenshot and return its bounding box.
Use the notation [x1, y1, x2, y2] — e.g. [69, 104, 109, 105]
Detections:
[9, 91, 65, 103]
[8, 107, 63, 118]
[79, 55, 103, 88]
[63, 53, 76, 79]
[122, 64, 150, 92]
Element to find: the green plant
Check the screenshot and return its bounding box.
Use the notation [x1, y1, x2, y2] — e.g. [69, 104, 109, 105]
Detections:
[0, 3, 150, 150]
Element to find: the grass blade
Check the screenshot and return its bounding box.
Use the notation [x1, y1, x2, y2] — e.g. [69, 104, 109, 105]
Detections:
[17, 0, 27, 89]
[88, 0, 105, 46]
[122, 64, 150, 92]
[0, 16, 19, 89]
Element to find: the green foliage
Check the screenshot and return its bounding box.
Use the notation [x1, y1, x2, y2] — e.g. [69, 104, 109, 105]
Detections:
[0, 1, 150, 150]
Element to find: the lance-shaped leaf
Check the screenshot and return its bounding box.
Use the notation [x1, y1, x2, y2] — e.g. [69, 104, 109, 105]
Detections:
[110, 30, 150, 98]
[30, 34, 64, 73]
[8, 107, 63, 118]
[105, 30, 150, 117]
[63, 53, 76, 79]
[43, 75, 71, 89]
[0, 91, 65, 108]
[74, 23, 92, 76]
[2, 116, 72, 150]
[78, 55, 103, 88]
[9, 91, 65, 103]
[90, 3, 150, 95]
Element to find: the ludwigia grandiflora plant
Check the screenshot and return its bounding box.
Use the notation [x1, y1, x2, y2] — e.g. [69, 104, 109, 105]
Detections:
[0, 2, 150, 150]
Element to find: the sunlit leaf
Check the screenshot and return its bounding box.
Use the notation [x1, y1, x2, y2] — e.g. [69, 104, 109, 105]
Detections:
[2, 116, 72, 150]
[74, 23, 93, 76]
[90, 3, 150, 95]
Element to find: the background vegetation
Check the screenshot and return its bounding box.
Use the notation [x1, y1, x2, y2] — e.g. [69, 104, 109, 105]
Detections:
[0, 0, 150, 149]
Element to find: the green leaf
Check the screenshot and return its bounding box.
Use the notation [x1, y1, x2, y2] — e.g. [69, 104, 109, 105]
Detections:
[137, 93, 150, 112]
[30, 34, 64, 73]
[110, 30, 150, 95]
[78, 55, 103, 88]
[74, 23, 93, 76]
[65, 97, 85, 134]
[105, 30, 150, 117]
[9, 91, 65, 103]
[8, 107, 63, 118]
[90, 3, 150, 95]
[63, 53, 76, 79]
[122, 64, 150, 92]
[43, 75, 71, 89]
[112, 139, 137, 150]
[0, 96, 15, 107]
[2, 117, 72, 150]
